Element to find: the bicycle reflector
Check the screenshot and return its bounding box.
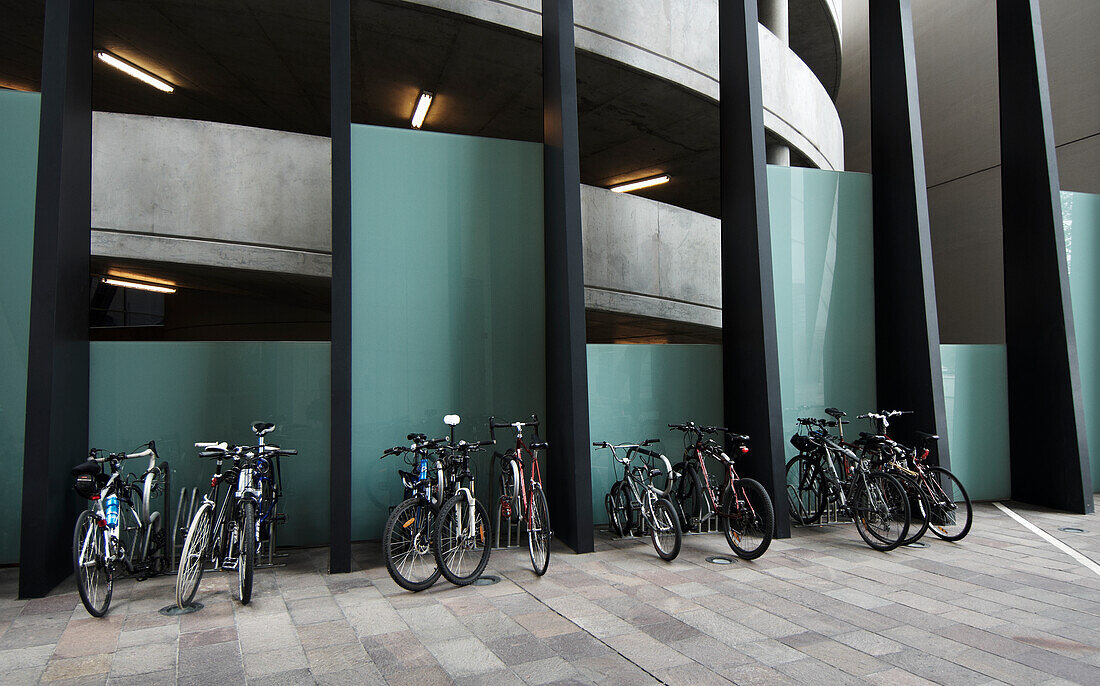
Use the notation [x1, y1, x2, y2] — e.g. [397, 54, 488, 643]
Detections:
[920, 449, 929, 461]
[739, 446, 749, 453]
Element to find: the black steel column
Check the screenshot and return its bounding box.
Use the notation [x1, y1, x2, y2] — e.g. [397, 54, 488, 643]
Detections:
[868, 0, 951, 467]
[19, 0, 92, 598]
[997, 0, 1092, 513]
[329, 0, 353, 572]
[719, 0, 789, 538]
[542, 0, 593, 553]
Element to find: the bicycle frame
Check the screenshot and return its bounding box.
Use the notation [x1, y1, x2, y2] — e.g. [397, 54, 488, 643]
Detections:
[686, 436, 757, 523]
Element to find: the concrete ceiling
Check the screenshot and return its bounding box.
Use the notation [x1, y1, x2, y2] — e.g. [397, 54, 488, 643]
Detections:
[0, 0, 818, 219]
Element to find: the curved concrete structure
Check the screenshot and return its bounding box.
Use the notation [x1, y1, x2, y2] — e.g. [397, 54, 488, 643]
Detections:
[409, 0, 844, 171]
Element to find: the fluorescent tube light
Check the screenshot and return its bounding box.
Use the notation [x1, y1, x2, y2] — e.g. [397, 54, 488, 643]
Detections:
[610, 175, 671, 193]
[411, 90, 434, 129]
[102, 277, 177, 294]
[96, 51, 174, 93]
[106, 269, 176, 286]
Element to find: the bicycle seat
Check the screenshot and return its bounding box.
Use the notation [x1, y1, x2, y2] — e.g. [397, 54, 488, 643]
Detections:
[915, 431, 939, 441]
[825, 407, 846, 418]
[725, 433, 749, 443]
[530, 441, 549, 450]
[71, 460, 101, 477]
[200, 448, 228, 458]
[252, 421, 275, 436]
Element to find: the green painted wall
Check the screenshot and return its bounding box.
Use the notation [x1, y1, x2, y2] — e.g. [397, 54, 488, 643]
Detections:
[940, 345, 1010, 501]
[0, 91, 39, 564]
[1063, 190, 1100, 492]
[350, 125, 545, 540]
[586, 344, 723, 524]
[769, 167, 877, 457]
[88, 342, 330, 546]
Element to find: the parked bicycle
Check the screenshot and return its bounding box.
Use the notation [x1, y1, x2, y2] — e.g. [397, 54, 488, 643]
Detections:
[786, 409, 911, 551]
[491, 415, 552, 575]
[433, 421, 494, 585]
[598, 439, 681, 560]
[72, 442, 169, 617]
[668, 422, 774, 560]
[381, 432, 448, 591]
[850, 411, 932, 545]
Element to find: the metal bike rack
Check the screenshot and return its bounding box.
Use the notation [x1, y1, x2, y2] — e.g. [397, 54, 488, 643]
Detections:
[172, 486, 199, 573]
[490, 451, 521, 549]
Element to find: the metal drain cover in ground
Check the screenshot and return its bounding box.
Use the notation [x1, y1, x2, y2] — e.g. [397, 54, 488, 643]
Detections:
[1059, 527, 1085, 533]
[473, 575, 500, 586]
[159, 602, 203, 616]
[706, 556, 733, 565]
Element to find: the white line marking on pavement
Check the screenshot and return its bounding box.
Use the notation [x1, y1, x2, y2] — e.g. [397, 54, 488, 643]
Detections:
[993, 501, 1100, 577]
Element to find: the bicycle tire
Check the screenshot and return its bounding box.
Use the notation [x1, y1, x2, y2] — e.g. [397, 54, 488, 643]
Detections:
[723, 478, 774, 560]
[672, 461, 706, 532]
[238, 501, 256, 604]
[785, 454, 827, 526]
[527, 485, 551, 575]
[500, 453, 522, 523]
[649, 497, 682, 561]
[892, 473, 931, 545]
[926, 467, 973, 541]
[607, 481, 632, 537]
[434, 492, 492, 586]
[852, 471, 909, 551]
[176, 501, 213, 609]
[73, 510, 112, 617]
[383, 497, 441, 591]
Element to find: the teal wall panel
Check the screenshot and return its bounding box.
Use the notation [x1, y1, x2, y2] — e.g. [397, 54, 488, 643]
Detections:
[0, 91, 39, 563]
[586, 344, 723, 524]
[768, 166, 878, 455]
[350, 125, 545, 540]
[940, 345, 1010, 500]
[1063, 190, 1100, 492]
[88, 342, 330, 546]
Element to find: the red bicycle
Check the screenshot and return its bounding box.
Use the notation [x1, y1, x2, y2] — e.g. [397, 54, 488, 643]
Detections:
[490, 416, 552, 575]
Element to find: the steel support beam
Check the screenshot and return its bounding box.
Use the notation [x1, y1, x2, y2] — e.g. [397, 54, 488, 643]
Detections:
[329, 0, 353, 572]
[997, 0, 1092, 513]
[19, 0, 93, 598]
[719, 0, 789, 538]
[868, 0, 951, 466]
[542, 0, 593, 553]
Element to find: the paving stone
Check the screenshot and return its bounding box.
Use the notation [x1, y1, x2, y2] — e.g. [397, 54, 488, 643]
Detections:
[109, 642, 176, 677]
[40, 653, 111, 681]
[243, 644, 309, 677]
[425, 635, 507, 678]
[306, 641, 373, 675]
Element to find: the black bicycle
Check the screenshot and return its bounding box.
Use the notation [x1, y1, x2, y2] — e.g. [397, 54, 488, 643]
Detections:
[381, 433, 448, 591]
[598, 439, 681, 560]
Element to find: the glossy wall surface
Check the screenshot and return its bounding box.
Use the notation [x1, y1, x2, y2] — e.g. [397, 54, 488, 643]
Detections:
[769, 167, 878, 457]
[88, 342, 330, 546]
[1063, 190, 1100, 492]
[587, 344, 723, 524]
[0, 91, 39, 564]
[350, 125, 545, 539]
[940, 345, 1010, 501]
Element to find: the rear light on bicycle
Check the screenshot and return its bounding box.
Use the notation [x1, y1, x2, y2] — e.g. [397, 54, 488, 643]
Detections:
[96, 517, 107, 528]
[739, 446, 749, 453]
[919, 449, 929, 462]
[90, 494, 100, 501]
[500, 498, 511, 518]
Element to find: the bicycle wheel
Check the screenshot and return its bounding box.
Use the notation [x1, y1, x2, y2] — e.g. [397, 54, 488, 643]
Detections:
[383, 497, 441, 592]
[73, 510, 112, 617]
[434, 492, 492, 586]
[723, 478, 774, 560]
[892, 473, 930, 545]
[785, 455, 827, 525]
[649, 497, 682, 561]
[238, 501, 256, 604]
[852, 472, 909, 552]
[607, 481, 632, 537]
[176, 501, 213, 609]
[672, 462, 706, 532]
[500, 454, 521, 522]
[527, 485, 551, 576]
[926, 467, 973, 541]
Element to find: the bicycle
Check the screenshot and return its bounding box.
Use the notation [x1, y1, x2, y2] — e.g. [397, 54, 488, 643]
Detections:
[71, 442, 169, 617]
[490, 415, 552, 575]
[380, 432, 448, 591]
[786, 410, 911, 551]
[851, 411, 932, 545]
[433, 427, 494, 586]
[668, 422, 774, 560]
[597, 439, 681, 560]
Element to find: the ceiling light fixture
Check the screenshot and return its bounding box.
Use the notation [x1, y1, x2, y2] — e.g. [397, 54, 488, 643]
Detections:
[411, 90, 434, 129]
[106, 269, 176, 286]
[102, 277, 177, 294]
[610, 175, 671, 193]
[96, 51, 174, 93]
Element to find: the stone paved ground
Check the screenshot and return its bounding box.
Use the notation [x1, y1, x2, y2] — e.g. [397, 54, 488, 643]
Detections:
[2, 498, 1100, 685]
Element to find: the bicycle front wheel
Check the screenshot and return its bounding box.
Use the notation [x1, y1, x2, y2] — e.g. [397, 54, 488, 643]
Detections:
[383, 497, 441, 592]
[176, 501, 213, 609]
[238, 501, 256, 604]
[649, 497, 682, 561]
[607, 481, 632, 537]
[73, 510, 112, 617]
[892, 473, 930, 545]
[434, 492, 492, 586]
[723, 478, 774, 560]
[785, 455, 827, 525]
[926, 467, 973, 541]
[527, 485, 551, 575]
[672, 462, 706, 532]
[852, 472, 909, 552]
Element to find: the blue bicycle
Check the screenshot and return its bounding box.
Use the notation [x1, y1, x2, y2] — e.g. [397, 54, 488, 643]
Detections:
[381, 433, 448, 591]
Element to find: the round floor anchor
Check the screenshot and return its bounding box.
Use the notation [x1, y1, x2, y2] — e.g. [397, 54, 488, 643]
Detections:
[1059, 527, 1085, 533]
[905, 541, 930, 549]
[706, 556, 734, 565]
[159, 602, 203, 616]
[473, 574, 500, 586]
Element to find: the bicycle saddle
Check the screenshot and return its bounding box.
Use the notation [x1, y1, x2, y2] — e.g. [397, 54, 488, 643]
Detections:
[72, 460, 101, 476]
[530, 440, 549, 450]
[725, 432, 750, 443]
[915, 430, 939, 441]
[825, 407, 846, 418]
[252, 421, 275, 436]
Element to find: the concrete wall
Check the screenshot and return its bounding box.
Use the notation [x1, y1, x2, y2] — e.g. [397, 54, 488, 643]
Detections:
[836, 0, 1100, 343]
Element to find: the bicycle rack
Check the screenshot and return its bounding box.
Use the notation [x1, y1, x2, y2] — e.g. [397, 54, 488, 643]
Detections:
[490, 451, 521, 549]
[172, 486, 199, 572]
